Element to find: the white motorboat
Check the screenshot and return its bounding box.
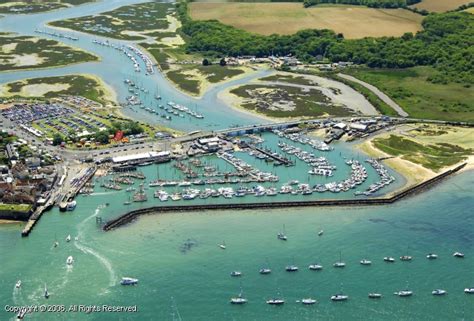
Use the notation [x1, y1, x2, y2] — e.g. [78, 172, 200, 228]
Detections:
[230, 271, 242, 277]
[266, 298, 285, 305]
[308, 263, 323, 271]
[394, 290, 413, 297]
[66, 200, 76, 211]
[464, 288, 474, 294]
[66, 256, 74, 265]
[15, 280, 21, 288]
[384, 257, 395, 263]
[318, 230, 324, 236]
[259, 268, 271, 274]
[66, 235, 71, 242]
[301, 298, 317, 305]
[120, 277, 139, 285]
[285, 265, 298, 272]
[453, 252, 464, 258]
[368, 293, 382, 299]
[400, 255, 412, 261]
[432, 289, 447, 296]
[331, 294, 348, 301]
[360, 259, 372, 265]
[426, 253, 438, 259]
[219, 241, 226, 250]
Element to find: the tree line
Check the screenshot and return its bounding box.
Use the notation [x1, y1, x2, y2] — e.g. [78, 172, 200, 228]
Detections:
[302, 0, 421, 9]
[178, 1, 473, 85]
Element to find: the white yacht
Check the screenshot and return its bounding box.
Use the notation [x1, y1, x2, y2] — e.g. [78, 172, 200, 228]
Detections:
[259, 268, 271, 274]
[368, 293, 382, 299]
[44, 284, 49, 299]
[266, 298, 285, 305]
[230, 288, 247, 304]
[285, 265, 298, 272]
[426, 253, 438, 259]
[230, 271, 242, 277]
[308, 263, 323, 271]
[400, 255, 412, 261]
[453, 252, 464, 258]
[318, 230, 324, 236]
[464, 288, 474, 294]
[219, 241, 226, 250]
[301, 298, 317, 305]
[120, 277, 139, 285]
[66, 256, 74, 265]
[66, 234, 71, 242]
[384, 257, 395, 263]
[334, 252, 345, 268]
[394, 290, 413, 297]
[360, 259, 372, 265]
[15, 280, 21, 288]
[432, 289, 447, 296]
[331, 294, 348, 301]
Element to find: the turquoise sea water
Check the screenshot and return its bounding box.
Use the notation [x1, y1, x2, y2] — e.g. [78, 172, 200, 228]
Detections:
[0, 171, 473, 321]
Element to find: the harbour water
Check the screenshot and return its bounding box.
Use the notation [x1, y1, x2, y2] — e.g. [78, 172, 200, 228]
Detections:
[0, 1, 473, 320]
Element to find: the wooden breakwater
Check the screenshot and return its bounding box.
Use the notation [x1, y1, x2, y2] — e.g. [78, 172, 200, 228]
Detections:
[103, 163, 467, 231]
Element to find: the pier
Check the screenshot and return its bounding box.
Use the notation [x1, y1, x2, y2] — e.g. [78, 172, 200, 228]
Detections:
[251, 145, 293, 166]
[103, 163, 466, 231]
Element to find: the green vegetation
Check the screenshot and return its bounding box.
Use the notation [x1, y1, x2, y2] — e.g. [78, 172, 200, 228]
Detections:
[139, 43, 171, 71]
[0, 0, 95, 14]
[0, 34, 98, 72]
[49, 2, 173, 40]
[196, 65, 244, 83]
[166, 70, 201, 94]
[0, 203, 32, 212]
[230, 84, 352, 117]
[344, 67, 474, 121]
[2, 75, 113, 106]
[260, 74, 318, 86]
[302, 0, 421, 9]
[373, 134, 472, 170]
[179, 0, 473, 85]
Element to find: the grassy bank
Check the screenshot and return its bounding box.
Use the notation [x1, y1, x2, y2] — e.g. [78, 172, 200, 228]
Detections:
[344, 67, 474, 122]
[373, 134, 472, 171]
[0, 203, 32, 213]
[0, 34, 98, 72]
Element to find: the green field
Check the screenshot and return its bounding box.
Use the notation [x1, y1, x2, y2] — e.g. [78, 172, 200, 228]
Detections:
[345, 67, 474, 122]
[49, 2, 173, 40]
[230, 84, 352, 118]
[373, 134, 472, 171]
[2, 75, 112, 106]
[0, 203, 32, 213]
[0, 34, 98, 72]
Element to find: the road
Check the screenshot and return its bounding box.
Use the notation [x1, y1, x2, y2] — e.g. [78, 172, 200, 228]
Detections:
[337, 73, 409, 117]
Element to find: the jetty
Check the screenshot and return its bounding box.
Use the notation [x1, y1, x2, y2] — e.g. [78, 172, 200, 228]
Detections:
[103, 163, 466, 231]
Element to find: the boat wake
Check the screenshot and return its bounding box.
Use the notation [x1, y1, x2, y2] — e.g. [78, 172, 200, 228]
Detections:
[90, 191, 120, 196]
[75, 206, 116, 287]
